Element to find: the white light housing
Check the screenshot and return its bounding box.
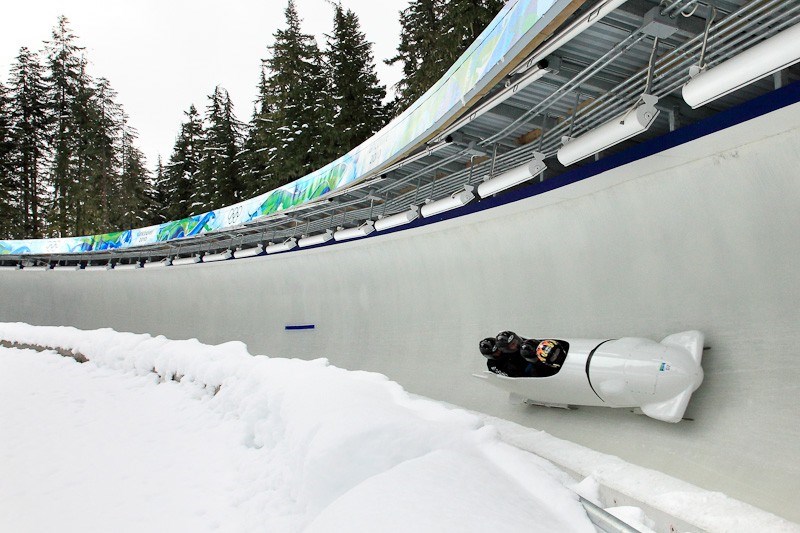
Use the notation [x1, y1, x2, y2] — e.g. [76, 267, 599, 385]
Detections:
[478, 154, 547, 198]
[22, 265, 48, 271]
[557, 94, 660, 166]
[298, 230, 334, 248]
[172, 255, 201, 266]
[143, 258, 169, 268]
[420, 185, 476, 218]
[375, 206, 420, 232]
[334, 220, 375, 241]
[233, 244, 264, 258]
[114, 262, 141, 270]
[202, 250, 233, 262]
[266, 238, 297, 254]
[682, 24, 800, 109]
[84, 264, 109, 271]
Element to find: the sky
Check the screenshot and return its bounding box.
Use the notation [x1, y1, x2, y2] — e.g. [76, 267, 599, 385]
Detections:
[2, 321, 793, 532]
[0, 0, 411, 169]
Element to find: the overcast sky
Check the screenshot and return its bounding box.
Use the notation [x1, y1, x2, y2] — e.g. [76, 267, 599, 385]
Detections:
[1, 0, 411, 168]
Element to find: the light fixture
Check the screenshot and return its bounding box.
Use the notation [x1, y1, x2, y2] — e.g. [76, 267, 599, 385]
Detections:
[420, 185, 476, 218]
[114, 262, 141, 270]
[266, 238, 297, 254]
[334, 220, 375, 241]
[298, 230, 334, 248]
[682, 24, 800, 109]
[202, 250, 233, 262]
[477, 153, 547, 198]
[172, 255, 201, 266]
[143, 258, 169, 268]
[557, 94, 660, 166]
[233, 244, 264, 258]
[375, 206, 420, 232]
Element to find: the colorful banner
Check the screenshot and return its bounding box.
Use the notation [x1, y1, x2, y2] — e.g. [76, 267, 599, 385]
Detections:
[1, 0, 560, 256]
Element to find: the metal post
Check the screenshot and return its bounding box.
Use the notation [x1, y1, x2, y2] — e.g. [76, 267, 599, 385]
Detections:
[489, 143, 498, 179]
[578, 497, 643, 533]
[467, 155, 476, 185]
[538, 114, 548, 152]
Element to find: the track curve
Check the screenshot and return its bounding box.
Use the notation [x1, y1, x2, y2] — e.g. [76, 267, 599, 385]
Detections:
[2, 91, 800, 523]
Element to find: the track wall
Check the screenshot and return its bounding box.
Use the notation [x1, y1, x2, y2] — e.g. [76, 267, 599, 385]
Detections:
[2, 93, 799, 521]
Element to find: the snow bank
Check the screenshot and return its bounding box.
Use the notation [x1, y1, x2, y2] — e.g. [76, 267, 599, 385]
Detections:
[0, 323, 593, 532]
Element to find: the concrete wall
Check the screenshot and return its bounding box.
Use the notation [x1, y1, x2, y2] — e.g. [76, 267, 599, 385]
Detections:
[2, 98, 799, 522]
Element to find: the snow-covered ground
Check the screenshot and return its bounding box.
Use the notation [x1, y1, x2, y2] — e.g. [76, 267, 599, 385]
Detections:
[0, 323, 796, 533]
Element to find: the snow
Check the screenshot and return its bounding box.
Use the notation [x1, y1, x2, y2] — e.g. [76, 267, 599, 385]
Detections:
[0, 323, 593, 533]
[0, 322, 798, 533]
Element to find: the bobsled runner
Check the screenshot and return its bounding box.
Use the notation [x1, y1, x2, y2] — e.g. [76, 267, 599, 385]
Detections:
[474, 331, 705, 423]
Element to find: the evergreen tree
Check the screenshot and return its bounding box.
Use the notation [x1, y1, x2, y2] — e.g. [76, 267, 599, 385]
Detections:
[241, 68, 278, 198]
[195, 86, 244, 211]
[326, 3, 387, 158]
[163, 105, 203, 219]
[115, 117, 153, 228]
[1, 17, 154, 237]
[256, 0, 333, 186]
[70, 64, 121, 235]
[89, 76, 124, 233]
[151, 155, 168, 223]
[385, 0, 444, 113]
[0, 81, 16, 239]
[440, 0, 505, 66]
[43, 15, 85, 236]
[8, 47, 49, 238]
[386, 0, 505, 114]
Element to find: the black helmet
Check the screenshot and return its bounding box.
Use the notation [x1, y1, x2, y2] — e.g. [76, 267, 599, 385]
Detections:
[479, 337, 500, 359]
[520, 338, 539, 361]
[495, 331, 520, 352]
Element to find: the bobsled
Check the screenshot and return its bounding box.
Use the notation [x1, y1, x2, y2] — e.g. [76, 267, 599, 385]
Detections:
[474, 331, 705, 423]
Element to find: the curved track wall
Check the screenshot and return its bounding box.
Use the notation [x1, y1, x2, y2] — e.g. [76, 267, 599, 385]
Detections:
[2, 93, 800, 522]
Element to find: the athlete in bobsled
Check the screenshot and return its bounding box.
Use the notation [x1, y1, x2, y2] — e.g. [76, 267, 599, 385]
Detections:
[481, 331, 566, 378]
[475, 330, 705, 423]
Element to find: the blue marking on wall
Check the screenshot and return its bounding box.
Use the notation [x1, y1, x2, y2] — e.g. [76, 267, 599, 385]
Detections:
[285, 324, 316, 331]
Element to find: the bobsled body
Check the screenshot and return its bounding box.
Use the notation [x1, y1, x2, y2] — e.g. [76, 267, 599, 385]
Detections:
[474, 331, 704, 423]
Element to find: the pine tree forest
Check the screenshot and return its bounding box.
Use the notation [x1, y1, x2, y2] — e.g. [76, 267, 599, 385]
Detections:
[0, 1, 504, 240]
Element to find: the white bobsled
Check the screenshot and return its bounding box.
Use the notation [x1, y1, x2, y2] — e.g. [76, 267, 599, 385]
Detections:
[474, 331, 705, 423]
